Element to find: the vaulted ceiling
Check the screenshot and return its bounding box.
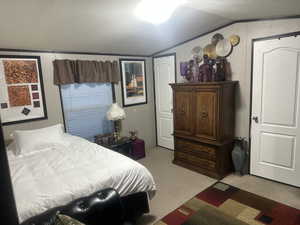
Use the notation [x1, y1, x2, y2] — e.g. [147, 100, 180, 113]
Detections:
[0, 0, 299, 56]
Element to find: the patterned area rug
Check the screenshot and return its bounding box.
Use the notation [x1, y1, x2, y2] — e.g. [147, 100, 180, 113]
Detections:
[154, 182, 300, 225]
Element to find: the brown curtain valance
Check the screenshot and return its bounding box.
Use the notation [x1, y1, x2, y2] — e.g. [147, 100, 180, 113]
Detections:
[53, 60, 120, 85]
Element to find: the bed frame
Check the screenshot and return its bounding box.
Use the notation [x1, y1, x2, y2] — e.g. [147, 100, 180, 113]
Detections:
[20, 190, 149, 225]
[121, 191, 150, 221]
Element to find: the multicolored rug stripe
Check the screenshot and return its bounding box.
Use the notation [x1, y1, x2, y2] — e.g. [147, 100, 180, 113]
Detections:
[155, 182, 300, 225]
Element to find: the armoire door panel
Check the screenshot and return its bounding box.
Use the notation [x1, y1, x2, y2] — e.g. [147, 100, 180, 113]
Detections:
[195, 90, 218, 140]
[174, 90, 193, 136]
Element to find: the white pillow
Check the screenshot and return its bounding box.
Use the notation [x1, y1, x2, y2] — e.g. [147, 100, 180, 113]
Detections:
[13, 124, 68, 155]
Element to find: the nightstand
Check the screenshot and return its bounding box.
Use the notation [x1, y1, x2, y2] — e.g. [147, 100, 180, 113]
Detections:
[95, 134, 146, 160]
[131, 139, 145, 159]
[95, 134, 133, 158]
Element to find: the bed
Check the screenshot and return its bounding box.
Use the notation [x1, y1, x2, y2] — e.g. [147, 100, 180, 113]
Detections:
[7, 133, 156, 223]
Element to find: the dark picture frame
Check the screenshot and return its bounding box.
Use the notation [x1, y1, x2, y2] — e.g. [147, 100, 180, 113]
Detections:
[119, 59, 147, 107]
[0, 55, 47, 125]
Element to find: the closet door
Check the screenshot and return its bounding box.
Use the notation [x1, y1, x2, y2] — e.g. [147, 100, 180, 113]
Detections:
[154, 55, 175, 149]
[173, 89, 194, 137]
[251, 35, 300, 187]
[194, 88, 218, 141]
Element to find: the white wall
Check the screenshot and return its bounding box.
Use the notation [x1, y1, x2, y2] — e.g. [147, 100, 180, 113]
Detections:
[157, 18, 300, 138]
[3, 18, 300, 145]
[1, 52, 156, 149]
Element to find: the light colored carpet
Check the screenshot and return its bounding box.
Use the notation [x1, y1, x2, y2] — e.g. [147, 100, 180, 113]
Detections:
[222, 173, 300, 209]
[137, 147, 300, 225]
[137, 147, 216, 225]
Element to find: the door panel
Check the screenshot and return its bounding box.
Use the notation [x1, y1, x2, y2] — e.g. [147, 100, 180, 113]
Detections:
[154, 55, 175, 149]
[251, 36, 300, 187]
[260, 132, 295, 169]
[174, 90, 193, 136]
[261, 49, 299, 127]
[194, 90, 218, 140]
[159, 117, 174, 148]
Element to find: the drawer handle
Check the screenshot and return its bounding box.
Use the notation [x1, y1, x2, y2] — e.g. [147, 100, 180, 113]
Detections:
[201, 111, 208, 118]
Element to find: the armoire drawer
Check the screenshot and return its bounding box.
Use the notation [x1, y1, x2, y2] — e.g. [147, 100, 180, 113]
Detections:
[174, 151, 216, 171]
[175, 139, 216, 160]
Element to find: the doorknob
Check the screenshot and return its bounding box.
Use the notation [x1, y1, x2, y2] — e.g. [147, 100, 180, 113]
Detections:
[171, 108, 173, 113]
[252, 116, 259, 123]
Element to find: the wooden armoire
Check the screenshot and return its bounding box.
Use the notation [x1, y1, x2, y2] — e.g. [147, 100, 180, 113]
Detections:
[170, 81, 238, 179]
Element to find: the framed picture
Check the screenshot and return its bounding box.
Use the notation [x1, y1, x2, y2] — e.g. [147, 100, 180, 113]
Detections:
[0, 55, 47, 125]
[120, 59, 147, 107]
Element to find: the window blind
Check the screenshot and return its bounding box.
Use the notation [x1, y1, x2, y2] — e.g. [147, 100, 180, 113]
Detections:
[60, 83, 113, 142]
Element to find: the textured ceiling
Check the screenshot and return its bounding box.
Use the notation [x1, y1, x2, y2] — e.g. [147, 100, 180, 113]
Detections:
[188, 0, 300, 20]
[0, 0, 299, 56]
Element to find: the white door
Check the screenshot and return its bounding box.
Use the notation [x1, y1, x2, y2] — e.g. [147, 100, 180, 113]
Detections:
[154, 55, 175, 150]
[251, 35, 300, 187]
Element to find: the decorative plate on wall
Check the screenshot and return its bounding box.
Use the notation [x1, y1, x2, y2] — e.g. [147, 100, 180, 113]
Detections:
[216, 39, 233, 57]
[211, 33, 224, 45]
[203, 44, 217, 59]
[229, 34, 240, 46]
[191, 46, 203, 63]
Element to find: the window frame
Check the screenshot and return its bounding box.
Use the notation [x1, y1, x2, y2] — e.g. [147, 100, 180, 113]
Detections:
[58, 83, 116, 134]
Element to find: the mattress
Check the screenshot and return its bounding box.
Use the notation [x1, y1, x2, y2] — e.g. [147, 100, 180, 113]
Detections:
[7, 134, 156, 223]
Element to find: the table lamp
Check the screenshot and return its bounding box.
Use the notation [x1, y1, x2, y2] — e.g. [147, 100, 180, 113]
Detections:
[107, 103, 126, 141]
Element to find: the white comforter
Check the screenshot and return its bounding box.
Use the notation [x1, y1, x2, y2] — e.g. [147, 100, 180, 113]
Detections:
[7, 134, 156, 223]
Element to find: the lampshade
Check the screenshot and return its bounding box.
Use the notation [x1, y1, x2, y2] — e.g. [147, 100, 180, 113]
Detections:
[107, 103, 126, 121]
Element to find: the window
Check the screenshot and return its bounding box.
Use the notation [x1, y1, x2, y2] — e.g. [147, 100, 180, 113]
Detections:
[60, 83, 113, 142]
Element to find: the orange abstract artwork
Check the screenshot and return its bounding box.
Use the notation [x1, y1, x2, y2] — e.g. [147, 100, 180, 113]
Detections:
[3, 60, 38, 84]
[8, 85, 31, 107]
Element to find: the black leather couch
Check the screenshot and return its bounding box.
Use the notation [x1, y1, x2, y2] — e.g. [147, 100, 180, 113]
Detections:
[21, 188, 149, 225]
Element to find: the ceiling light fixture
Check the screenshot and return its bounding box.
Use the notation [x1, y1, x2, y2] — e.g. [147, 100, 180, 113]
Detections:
[135, 0, 186, 25]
